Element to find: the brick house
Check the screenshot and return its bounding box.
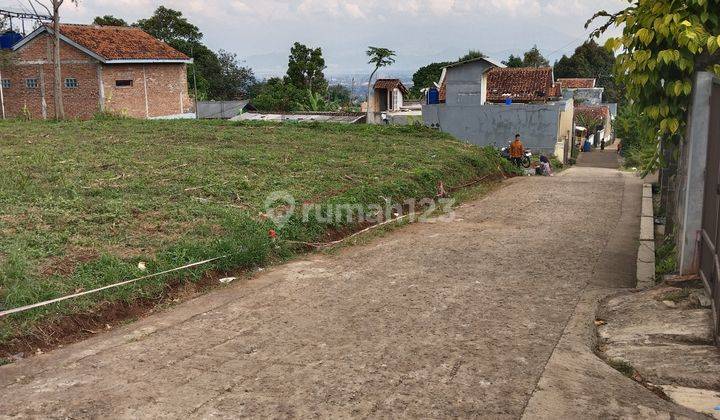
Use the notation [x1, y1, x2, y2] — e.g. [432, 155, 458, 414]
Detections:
[0, 24, 193, 119]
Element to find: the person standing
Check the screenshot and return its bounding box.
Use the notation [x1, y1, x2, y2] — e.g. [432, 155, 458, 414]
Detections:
[509, 134, 524, 167]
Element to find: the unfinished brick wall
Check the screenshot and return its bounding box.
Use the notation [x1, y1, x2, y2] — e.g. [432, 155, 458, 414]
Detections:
[102, 63, 192, 118]
[1, 33, 192, 120]
[1, 34, 100, 120]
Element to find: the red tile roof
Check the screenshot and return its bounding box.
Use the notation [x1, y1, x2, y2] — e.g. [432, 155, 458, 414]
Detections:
[575, 105, 610, 122]
[557, 78, 596, 89]
[486, 67, 559, 103]
[57, 24, 189, 61]
[374, 79, 408, 95]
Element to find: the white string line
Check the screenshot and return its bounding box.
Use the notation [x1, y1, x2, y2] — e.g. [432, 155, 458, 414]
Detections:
[0, 255, 228, 318]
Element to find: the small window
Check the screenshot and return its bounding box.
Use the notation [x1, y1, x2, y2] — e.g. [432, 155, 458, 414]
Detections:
[64, 78, 79, 88]
[25, 78, 38, 89]
[1, 79, 10, 89]
[115, 79, 133, 87]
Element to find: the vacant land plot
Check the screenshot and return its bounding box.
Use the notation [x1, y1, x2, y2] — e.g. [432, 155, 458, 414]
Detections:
[0, 118, 510, 346]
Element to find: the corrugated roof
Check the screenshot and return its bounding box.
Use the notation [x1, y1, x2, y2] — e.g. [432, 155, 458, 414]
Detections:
[374, 79, 408, 94]
[486, 67, 559, 103]
[557, 78, 596, 89]
[232, 112, 365, 124]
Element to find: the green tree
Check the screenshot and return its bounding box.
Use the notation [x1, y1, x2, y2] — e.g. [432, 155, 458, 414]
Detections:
[457, 50, 487, 62]
[589, 0, 720, 172]
[365, 46, 396, 120]
[327, 84, 352, 106]
[300, 89, 338, 112]
[522, 45, 549, 67]
[251, 78, 307, 112]
[285, 42, 328, 94]
[502, 54, 523, 67]
[135, 6, 201, 44]
[93, 15, 128, 26]
[411, 61, 451, 96]
[553, 40, 619, 102]
[217, 50, 256, 100]
[135, 7, 254, 101]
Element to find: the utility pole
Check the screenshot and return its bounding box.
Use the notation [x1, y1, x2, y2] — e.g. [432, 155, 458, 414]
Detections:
[51, 0, 65, 119]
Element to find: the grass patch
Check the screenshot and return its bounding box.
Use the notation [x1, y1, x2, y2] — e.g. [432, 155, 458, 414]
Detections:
[0, 118, 515, 343]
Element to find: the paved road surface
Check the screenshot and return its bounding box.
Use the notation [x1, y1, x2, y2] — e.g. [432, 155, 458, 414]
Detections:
[0, 154, 689, 418]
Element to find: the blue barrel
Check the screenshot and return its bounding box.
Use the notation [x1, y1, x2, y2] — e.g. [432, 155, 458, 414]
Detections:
[0, 31, 23, 50]
[427, 87, 439, 104]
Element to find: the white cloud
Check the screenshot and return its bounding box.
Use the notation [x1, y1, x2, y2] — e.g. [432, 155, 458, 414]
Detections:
[5, 0, 627, 73]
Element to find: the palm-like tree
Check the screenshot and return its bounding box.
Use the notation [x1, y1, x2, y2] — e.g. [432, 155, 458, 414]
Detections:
[366, 47, 396, 122]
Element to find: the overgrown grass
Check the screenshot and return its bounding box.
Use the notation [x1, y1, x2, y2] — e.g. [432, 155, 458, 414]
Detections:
[0, 118, 515, 342]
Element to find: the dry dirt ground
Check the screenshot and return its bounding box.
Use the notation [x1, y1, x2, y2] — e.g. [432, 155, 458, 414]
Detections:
[0, 151, 701, 418]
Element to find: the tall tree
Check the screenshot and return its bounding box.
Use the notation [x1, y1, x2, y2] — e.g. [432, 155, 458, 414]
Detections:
[365, 46, 396, 121]
[457, 50, 487, 62]
[411, 61, 451, 96]
[93, 15, 128, 26]
[217, 50, 256, 100]
[135, 7, 253, 101]
[30, 0, 78, 120]
[502, 54, 523, 67]
[285, 42, 328, 93]
[135, 6, 201, 45]
[553, 40, 618, 102]
[522, 45, 549, 67]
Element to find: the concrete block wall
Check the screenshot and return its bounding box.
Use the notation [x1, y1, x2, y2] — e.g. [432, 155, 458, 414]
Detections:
[422, 101, 571, 156]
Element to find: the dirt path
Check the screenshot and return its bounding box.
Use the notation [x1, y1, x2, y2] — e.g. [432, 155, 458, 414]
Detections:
[0, 161, 689, 418]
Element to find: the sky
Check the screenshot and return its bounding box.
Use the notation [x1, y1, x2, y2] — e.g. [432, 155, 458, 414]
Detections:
[1, 0, 627, 77]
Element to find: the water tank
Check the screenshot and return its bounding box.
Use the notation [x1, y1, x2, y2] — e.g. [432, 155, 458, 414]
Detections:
[0, 31, 23, 50]
[427, 87, 439, 105]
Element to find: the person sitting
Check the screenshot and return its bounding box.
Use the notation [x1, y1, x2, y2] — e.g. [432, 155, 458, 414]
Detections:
[539, 155, 554, 176]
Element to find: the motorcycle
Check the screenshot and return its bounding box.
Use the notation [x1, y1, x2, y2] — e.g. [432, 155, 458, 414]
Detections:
[500, 141, 533, 168]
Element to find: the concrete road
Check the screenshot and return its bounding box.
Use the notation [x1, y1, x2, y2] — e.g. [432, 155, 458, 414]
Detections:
[0, 157, 695, 418]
